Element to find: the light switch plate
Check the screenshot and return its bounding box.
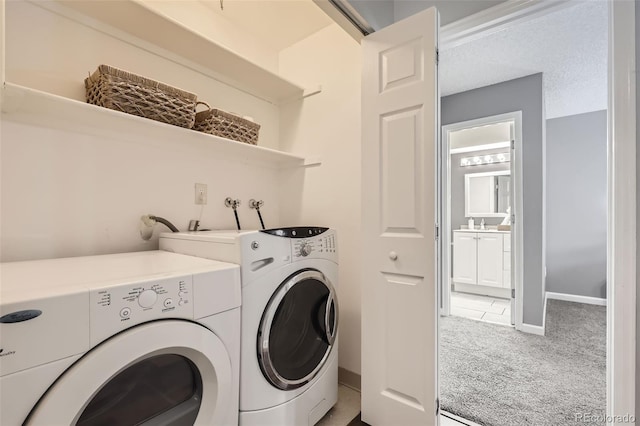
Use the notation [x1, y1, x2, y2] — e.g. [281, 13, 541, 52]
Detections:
[195, 183, 207, 205]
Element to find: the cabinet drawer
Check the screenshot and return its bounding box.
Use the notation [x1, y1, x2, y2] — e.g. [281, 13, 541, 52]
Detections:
[503, 234, 511, 252]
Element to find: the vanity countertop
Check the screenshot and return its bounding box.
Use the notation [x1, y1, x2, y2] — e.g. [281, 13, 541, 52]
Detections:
[454, 228, 510, 234]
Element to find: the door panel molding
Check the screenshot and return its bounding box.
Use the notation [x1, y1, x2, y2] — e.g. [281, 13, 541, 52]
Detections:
[361, 7, 438, 425]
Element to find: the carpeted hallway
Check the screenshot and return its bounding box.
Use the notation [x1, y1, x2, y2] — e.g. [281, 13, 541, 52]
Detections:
[439, 299, 606, 426]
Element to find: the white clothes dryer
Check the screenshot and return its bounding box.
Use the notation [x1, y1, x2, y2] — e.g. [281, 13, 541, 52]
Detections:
[160, 227, 339, 426]
[0, 251, 241, 426]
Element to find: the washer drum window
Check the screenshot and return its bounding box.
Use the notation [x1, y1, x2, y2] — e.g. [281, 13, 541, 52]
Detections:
[258, 270, 338, 390]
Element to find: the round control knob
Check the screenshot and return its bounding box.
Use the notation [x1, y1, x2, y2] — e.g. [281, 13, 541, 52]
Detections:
[138, 289, 158, 309]
[300, 242, 312, 257]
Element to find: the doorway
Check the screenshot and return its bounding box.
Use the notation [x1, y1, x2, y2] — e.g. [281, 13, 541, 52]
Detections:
[353, 0, 635, 424]
[440, 112, 523, 329]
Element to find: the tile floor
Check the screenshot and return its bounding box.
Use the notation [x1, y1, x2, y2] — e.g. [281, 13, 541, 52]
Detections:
[450, 291, 512, 326]
[318, 385, 471, 426]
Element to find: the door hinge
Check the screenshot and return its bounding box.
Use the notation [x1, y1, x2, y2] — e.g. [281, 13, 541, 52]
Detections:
[435, 224, 440, 240]
[511, 214, 516, 224]
[511, 288, 516, 299]
[436, 398, 440, 415]
[436, 48, 439, 66]
[511, 139, 515, 150]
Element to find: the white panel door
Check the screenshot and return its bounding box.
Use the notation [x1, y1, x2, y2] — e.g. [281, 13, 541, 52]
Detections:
[477, 234, 503, 288]
[452, 232, 477, 285]
[361, 7, 438, 426]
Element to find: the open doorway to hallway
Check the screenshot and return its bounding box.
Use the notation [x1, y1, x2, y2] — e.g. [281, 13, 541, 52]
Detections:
[437, 1, 608, 425]
[442, 114, 519, 328]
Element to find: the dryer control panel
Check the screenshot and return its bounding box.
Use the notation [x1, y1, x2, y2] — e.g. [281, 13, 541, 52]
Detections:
[90, 276, 193, 346]
[292, 230, 338, 261]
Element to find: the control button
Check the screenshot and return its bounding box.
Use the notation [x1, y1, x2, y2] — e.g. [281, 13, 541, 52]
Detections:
[300, 242, 312, 257]
[120, 307, 131, 318]
[251, 241, 260, 250]
[138, 289, 158, 309]
[178, 291, 187, 298]
[164, 298, 174, 308]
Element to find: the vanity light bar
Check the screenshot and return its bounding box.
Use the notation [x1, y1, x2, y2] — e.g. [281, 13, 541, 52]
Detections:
[460, 152, 510, 167]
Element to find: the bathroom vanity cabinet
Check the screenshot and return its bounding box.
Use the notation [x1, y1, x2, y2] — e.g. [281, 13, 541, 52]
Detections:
[453, 230, 511, 289]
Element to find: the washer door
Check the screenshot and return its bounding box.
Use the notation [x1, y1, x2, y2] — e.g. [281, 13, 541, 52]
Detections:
[258, 269, 338, 390]
[26, 321, 232, 426]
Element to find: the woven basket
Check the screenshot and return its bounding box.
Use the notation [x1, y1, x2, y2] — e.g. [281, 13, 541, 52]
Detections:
[85, 65, 198, 129]
[193, 105, 260, 145]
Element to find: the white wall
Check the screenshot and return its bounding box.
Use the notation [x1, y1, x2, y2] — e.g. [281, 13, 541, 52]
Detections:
[2, 0, 365, 376]
[278, 24, 363, 375]
[1, 0, 286, 261]
[0, 121, 282, 261]
[5, 0, 280, 149]
[449, 122, 511, 151]
[139, 0, 279, 73]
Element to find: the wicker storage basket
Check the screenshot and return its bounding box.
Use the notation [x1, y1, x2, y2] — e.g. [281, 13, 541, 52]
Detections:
[193, 106, 260, 145]
[85, 65, 198, 128]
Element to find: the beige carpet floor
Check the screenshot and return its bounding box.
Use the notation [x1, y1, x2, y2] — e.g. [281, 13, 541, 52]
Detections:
[439, 299, 606, 426]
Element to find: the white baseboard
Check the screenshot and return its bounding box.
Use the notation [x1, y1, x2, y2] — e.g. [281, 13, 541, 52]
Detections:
[519, 322, 545, 336]
[453, 282, 510, 299]
[546, 291, 607, 306]
[518, 293, 547, 336]
[542, 291, 548, 331]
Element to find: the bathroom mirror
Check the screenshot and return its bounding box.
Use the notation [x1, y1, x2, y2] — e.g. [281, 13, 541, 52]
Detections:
[464, 170, 510, 217]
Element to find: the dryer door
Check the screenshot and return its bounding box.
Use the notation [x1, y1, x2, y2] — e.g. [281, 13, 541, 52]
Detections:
[26, 321, 232, 426]
[258, 269, 338, 390]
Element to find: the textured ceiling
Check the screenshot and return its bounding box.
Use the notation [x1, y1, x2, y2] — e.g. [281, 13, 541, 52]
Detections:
[440, 1, 608, 119]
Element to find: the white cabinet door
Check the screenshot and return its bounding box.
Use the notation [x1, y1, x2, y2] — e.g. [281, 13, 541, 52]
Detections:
[477, 234, 504, 287]
[453, 232, 477, 284]
[361, 7, 438, 426]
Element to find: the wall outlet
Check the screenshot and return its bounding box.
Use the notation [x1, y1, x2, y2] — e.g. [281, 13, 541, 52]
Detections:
[195, 183, 207, 205]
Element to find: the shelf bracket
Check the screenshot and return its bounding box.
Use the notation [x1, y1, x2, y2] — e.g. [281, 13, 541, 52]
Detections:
[281, 85, 322, 105]
[303, 157, 322, 168]
[303, 85, 322, 99]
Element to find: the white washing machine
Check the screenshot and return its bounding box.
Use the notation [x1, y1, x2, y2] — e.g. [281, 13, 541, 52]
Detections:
[0, 250, 241, 426]
[160, 227, 339, 426]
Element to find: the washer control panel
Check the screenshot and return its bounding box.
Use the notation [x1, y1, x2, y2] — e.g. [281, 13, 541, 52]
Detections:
[292, 230, 337, 260]
[90, 275, 193, 345]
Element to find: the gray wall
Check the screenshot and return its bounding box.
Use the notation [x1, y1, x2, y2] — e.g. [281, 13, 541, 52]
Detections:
[345, 0, 507, 29]
[545, 111, 607, 299]
[451, 147, 510, 231]
[442, 73, 545, 326]
[393, 0, 507, 26]
[349, 0, 394, 31]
